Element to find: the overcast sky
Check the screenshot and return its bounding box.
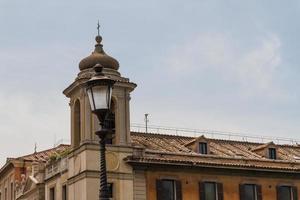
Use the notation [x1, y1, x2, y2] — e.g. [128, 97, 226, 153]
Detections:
[0, 0, 300, 165]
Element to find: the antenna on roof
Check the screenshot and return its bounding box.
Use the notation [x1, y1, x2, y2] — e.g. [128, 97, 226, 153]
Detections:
[34, 142, 37, 154]
[145, 113, 149, 133]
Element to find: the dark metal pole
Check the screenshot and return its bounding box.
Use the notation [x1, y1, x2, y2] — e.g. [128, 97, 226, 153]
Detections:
[145, 113, 149, 133]
[97, 122, 109, 200]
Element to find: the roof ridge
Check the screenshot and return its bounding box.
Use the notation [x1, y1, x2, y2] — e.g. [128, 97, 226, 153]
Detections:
[17, 144, 70, 160]
[131, 131, 300, 147]
[131, 131, 264, 145]
[130, 131, 194, 139]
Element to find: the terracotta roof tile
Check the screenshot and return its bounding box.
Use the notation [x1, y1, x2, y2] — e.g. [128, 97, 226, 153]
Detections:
[129, 132, 300, 171]
[17, 144, 70, 162]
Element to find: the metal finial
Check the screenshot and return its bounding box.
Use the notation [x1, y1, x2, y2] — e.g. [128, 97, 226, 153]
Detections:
[97, 20, 100, 36]
[94, 63, 104, 76]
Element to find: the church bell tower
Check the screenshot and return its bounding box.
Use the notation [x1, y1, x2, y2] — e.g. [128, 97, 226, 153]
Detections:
[63, 27, 138, 200]
[63, 33, 137, 148]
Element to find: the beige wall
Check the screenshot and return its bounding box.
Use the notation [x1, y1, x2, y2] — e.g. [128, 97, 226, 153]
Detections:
[45, 172, 68, 200]
[67, 144, 136, 200]
[68, 178, 86, 200]
[0, 170, 14, 200]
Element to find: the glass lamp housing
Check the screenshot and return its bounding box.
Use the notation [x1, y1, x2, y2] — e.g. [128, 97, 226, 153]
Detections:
[86, 75, 115, 123]
[87, 85, 112, 111]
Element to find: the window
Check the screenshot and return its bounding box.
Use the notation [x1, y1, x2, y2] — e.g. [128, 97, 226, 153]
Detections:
[62, 185, 67, 200]
[205, 183, 216, 200]
[277, 186, 298, 200]
[156, 179, 182, 200]
[105, 112, 115, 145]
[10, 183, 13, 200]
[74, 100, 81, 147]
[107, 183, 113, 198]
[5, 188, 7, 200]
[199, 142, 208, 154]
[105, 101, 116, 145]
[239, 184, 262, 200]
[199, 182, 223, 200]
[50, 187, 55, 200]
[269, 148, 276, 159]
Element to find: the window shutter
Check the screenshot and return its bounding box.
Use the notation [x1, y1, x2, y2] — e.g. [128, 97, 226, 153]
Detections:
[217, 183, 224, 200]
[256, 185, 262, 200]
[239, 184, 245, 200]
[156, 180, 163, 200]
[276, 186, 280, 200]
[199, 182, 205, 200]
[292, 186, 298, 200]
[175, 180, 182, 200]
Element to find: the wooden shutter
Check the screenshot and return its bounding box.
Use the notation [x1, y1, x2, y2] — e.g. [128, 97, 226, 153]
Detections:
[175, 180, 182, 200]
[256, 185, 262, 200]
[156, 180, 163, 200]
[199, 182, 205, 200]
[239, 184, 244, 200]
[292, 186, 298, 200]
[217, 183, 224, 200]
[276, 186, 281, 200]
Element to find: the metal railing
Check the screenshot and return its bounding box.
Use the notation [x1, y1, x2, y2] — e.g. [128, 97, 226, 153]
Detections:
[130, 123, 300, 145]
[45, 157, 68, 179]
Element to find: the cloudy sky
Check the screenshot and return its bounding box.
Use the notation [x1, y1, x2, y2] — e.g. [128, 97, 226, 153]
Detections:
[0, 0, 300, 165]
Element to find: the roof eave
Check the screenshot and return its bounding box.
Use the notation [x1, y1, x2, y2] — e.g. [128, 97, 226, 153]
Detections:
[125, 158, 300, 174]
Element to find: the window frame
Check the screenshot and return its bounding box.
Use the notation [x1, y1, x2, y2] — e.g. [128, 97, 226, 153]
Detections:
[62, 185, 67, 200]
[156, 179, 182, 200]
[10, 182, 13, 200]
[74, 99, 81, 147]
[49, 187, 55, 200]
[203, 182, 217, 200]
[107, 183, 113, 199]
[105, 100, 116, 145]
[268, 148, 277, 159]
[239, 184, 262, 200]
[199, 142, 208, 154]
[199, 181, 223, 200]
[277, 185, 298, 200]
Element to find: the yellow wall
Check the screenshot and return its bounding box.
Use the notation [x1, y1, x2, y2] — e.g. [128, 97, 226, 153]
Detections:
[146, 170, 300, 200]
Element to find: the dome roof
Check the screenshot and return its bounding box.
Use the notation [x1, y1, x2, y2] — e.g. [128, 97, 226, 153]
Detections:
[79, 35, 119, 71]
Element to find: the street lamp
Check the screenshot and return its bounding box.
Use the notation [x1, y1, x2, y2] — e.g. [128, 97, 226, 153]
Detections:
[86, 63, 115, 200]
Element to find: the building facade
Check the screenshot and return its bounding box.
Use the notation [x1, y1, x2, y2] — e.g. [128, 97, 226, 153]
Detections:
[1, 32, 300, 200]
[0, 145, 68, 200]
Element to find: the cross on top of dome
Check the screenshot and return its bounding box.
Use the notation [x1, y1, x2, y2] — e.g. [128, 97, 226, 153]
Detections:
[78, 22, 119, 71]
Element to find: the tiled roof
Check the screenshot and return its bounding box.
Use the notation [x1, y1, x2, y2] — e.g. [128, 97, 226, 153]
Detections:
[16, 144, 70, 162]
[0, 144, 70, 176]
[128, 132, 300, 172]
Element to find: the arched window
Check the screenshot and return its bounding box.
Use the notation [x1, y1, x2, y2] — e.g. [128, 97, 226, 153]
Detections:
[74, 100, 81, 147]
[105, 99, 116, 144]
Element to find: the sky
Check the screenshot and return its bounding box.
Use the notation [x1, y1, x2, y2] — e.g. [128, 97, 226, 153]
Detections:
[0, 0, 300, 165]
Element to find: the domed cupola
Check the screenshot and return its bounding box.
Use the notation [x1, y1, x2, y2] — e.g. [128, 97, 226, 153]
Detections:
[79, 35, 119, 71]
[64, 24, 137, 150]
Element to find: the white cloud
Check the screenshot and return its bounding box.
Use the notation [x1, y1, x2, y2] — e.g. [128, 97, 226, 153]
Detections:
[236, 35, 281, 90]
[165, 33, 282, 95]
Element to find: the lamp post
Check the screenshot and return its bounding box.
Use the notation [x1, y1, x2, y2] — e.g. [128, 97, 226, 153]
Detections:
[85, 63, 115, 200]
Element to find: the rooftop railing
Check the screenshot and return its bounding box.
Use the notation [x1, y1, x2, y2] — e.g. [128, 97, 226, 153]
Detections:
[131, 123, 300, 145]
[45, 157, 68, 180]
